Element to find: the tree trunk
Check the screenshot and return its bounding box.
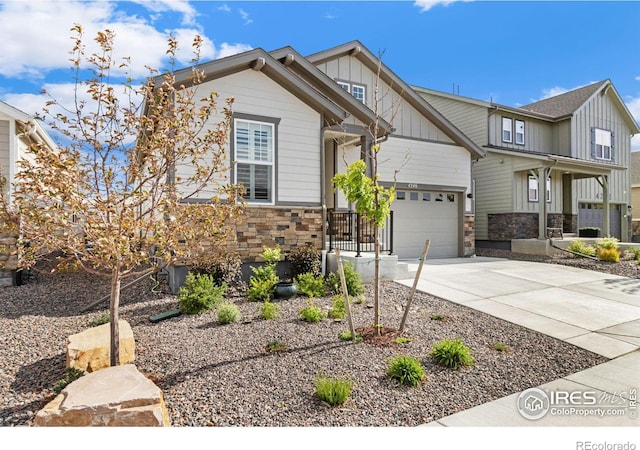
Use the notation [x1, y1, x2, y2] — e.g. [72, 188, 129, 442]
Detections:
[109, 264, 121, 367]
[373, 225, 381, 335]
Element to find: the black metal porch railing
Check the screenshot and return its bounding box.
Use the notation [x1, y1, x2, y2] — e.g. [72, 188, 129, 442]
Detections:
[327, 209, 393, 257]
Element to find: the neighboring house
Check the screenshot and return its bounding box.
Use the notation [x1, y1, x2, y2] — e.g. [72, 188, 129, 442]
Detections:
[631, 151, 640, 241]
[164, 41, 484, 263]
[415, 80, 640, 245]
[0, 101, 57, 285]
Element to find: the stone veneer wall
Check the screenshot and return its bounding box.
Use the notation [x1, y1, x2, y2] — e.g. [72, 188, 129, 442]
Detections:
[464, 214, 475, 256]
[0, 234, 18, 288]
[488, 213, 566, 240]
[563, 214, 578, 234]
[235, 206, 323, 262]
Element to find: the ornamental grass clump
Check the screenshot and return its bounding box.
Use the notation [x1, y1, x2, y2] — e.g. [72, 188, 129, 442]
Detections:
[217, 302, 241, 324]
[314, 375, 353, 407]
[299, 301, 325, 323]
[596, 237, 620, 262]
[179, 272, 226, 314]
[567, 239, 596, 257]
[430, 338, 475, 370]
[386, 355, 426, 387]
[259, 301, 280, 320]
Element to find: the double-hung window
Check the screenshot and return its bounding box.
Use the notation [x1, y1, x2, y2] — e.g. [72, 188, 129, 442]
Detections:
[235, 119, 275, 203]
[502, 117, 513, 143]
[593, 128, 613, 161]
[336, 80, 366, 104]
[528, 176, 551, 203]
[515, 120, 525, 145]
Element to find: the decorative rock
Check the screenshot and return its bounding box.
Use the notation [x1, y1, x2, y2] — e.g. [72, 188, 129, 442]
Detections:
[34, 364, 170, 426]
[66, 320, 135, 373]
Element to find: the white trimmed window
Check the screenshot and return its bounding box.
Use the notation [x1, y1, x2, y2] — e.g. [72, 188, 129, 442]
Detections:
[528, 176, 551, 203]
[337, 81, 350, 93]
[515, 120, 525, 145]
[235, 119, 274, 203]
[351, 84, 365, 103]
[593, 128, 613, 160]
[502, 117, 513, 143]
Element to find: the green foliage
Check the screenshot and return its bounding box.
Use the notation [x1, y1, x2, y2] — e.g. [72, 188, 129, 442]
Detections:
[430, 338, 475, 370]
[247, 274, 278, 302]
[326, 261, 365, 297]
[299, 301, 325, 323]
[259, 301, 280, 320]
[338, 330, 362, 342]
[328, 295, 347, 320]
[395, 337, 413, 345]
[295, 272, 326, 298]
[217, 302, 240, 324]
[567, 239, 596, 257]
[430, 313, 446, 321]
[386, 355, 426, 387]
[628, 247, 640, 263]
[90, 313, 110, 327]
[492, 342, 510, 352]
[314, 375, 353, 407]
[596, 237, 620, 262]
[332, 159, 395, 227]
[179, 272, 226, 314]
[247, 246, 281, 301]
[53, 367, 85, 394]
[266, 340, 287, 353]
[289, 244, 322, 278]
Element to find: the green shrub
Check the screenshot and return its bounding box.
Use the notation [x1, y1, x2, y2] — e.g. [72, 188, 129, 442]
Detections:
[295, 272, 326, 298]
[289, 244, 321, 278]
[430, 313, 446, 321]
[179, 272, 226, 314]
[53, 367, 85, 394]
[628, 247, 640, 261]
[492, 342, 510, 352]
[217, 302, 241, 324]
[299, 301, 325, 323]
[266, 340, 287, 352]
[259, 301, 280, 320]
[326, 261, 365, 297]
[596, 237, 620, 262]
[395, 337, 413, 345]
[315, 375, 353, 406]
[90, 313, 110, 327]
[567, 239, 596, 257]
[338, 330, 362, 342]
[247, 274, 278, 302]
[386, 355, 425, 387]
[191, 251, 242, 286]
[328, 295, 347, 320]
[430, 338, 475, 370]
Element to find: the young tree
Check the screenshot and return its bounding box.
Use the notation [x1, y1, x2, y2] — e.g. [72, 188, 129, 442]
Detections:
[0, 26, 243, 366]
[332, 52, 399, 335]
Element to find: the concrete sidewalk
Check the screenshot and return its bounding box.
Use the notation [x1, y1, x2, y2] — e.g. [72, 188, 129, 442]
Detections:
[395, 257, 640, 426]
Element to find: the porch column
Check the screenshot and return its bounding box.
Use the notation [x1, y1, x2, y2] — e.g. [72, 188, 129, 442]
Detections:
[601, 174, 610, 237]
[537, 167, 547, 240]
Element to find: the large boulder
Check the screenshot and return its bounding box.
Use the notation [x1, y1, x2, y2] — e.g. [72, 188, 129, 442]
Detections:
[34, 364, 170, 426]
[66, 320, 135, 373]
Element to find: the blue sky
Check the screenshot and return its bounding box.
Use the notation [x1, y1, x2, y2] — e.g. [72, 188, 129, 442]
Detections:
[1, 0, 639, 150]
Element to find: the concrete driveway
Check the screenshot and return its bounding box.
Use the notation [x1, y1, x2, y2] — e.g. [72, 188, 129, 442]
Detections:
[395, 257, 640, 427]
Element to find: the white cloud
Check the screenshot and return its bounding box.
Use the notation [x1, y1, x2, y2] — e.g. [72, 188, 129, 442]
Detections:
[541, 86, 570, 99]
[239, 8, 253, 25]
[0, 1, 249, 80]
[218, 4, 231, 13]
[635, 76, 640, 81]
[627, 96, 640, 152]
[217, 43, 254, 60]
[414, 0, 473, 12]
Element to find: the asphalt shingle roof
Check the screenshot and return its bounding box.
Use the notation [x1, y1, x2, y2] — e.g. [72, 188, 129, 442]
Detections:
[520, 80, 608, 118]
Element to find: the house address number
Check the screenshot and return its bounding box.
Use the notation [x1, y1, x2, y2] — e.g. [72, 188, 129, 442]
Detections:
[407, 183, 418, 188]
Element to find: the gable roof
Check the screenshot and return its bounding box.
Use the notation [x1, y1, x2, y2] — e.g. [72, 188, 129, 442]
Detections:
[521, 80, 608, 118]
[269, 46, 393, 136]
[161, 48, 349, 125]
[0, 100, 57, 150]
[306, 40, 485, 160]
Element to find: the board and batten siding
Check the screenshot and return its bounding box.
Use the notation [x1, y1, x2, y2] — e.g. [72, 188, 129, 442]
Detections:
[488, 113, 554, 153]
[315, 56, 455, 144]
[418, 93, 488, 146]
[570, 91, 633, 207]
[472, 152, 515, 240]
[0, 120, 10, 183]
[176, 69, 322, 204]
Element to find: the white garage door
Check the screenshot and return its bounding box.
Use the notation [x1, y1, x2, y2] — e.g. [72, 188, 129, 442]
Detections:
[391, 190, 459, 259]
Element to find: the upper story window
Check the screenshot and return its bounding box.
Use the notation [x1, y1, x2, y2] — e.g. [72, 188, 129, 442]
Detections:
[502, 117, 512, 143]
[515, 120, 525, 145]
[234, 118, 275, 204]
[502, 117, 526, 145]
[528, 175, 551, 203]
[592, 127, 614, 161]
[336, 80, 366, 104]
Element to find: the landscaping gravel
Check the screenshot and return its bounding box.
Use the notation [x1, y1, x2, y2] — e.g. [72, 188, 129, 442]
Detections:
[2, 250, 634, 427]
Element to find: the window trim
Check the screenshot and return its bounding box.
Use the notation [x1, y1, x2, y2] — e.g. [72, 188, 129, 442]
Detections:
[593, 127, 613, 161]
[528, 175, 551, 203]
[502, 117, 513, 143]
[335, 79, 366, 104]
[232, 114, 280, 205]
[515, 119, 525, 145]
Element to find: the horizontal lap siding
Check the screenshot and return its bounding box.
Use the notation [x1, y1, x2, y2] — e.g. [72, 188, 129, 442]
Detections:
[473, 153, 514, 240]
[177, 70, 321, 204]
[0, 120, 9, 182]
